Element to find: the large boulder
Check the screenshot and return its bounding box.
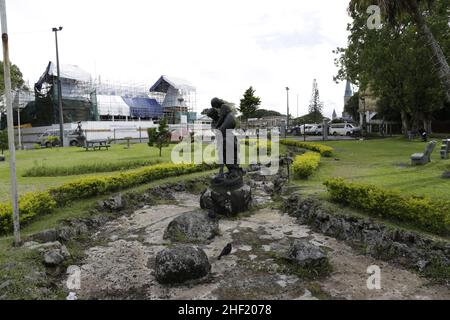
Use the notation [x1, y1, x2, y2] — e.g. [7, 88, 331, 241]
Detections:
[286, 240, 329, 271]
[154, 245, 211, 284]
[164, 210, 219, 243]
[200, 184, 252, 216]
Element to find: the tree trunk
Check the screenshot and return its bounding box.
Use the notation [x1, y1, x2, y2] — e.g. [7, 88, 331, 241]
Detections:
[400, 110, 410, 136]
[410, 3, 450, 102]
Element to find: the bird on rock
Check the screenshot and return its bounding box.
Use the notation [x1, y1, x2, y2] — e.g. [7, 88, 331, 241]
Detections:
[218, 243, 233, 260]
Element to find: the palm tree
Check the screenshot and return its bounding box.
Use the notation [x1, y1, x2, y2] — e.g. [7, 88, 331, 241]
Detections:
[349, 0, 450, 102]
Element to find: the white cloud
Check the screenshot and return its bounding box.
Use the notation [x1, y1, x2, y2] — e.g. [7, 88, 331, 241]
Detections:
[5, 0, 352, 118]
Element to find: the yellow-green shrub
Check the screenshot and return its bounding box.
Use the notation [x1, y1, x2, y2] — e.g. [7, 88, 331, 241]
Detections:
[280, 139, 333, 157]
[324, 178, 450, 236]
[0, 191, 56, 234]
[292, 152, 321, 179]
[0, 162, 215, 235]
[243, 139, 272, 152]
[50, 162, 215, 205]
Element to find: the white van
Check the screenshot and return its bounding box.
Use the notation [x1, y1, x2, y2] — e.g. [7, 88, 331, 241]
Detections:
[330, 123, 360, 136]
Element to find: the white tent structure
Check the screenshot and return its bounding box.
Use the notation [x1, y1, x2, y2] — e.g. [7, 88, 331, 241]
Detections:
[96, 95, 130, 118]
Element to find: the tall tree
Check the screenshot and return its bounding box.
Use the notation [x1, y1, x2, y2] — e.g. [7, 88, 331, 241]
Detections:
[148, 118, 171, 157]
[238, 87, 261, 125]
[308, 79, 324, 123]
[349, 0, 450, 101]
[0, 130, 7, 154]
[344, 92, 361, 122]
[0, 61, 25, 95]
[334, 0, 448, 134]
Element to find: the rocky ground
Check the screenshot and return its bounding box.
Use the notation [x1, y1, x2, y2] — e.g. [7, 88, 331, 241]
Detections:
[66, 190, 450, 300]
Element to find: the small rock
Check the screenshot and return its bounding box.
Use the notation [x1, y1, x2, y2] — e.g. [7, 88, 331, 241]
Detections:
[416, 260, 429, 271]
[154, 245, 211, 284]
[102, 194, 124, 211]
[287, 239, 329, 270]
[30, 229, 58, 243]
[44, 251, 65, 267]
[442, 171, 450, 179]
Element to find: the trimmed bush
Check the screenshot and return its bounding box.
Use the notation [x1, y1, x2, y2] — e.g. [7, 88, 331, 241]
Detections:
[292, 152, 321, 179]
[280, 139, 333, 157]
[324, 178, 450, 236]
[0, 192, 57, 234]
[22, 159, 164, 177]
[49, 162, 215, 205]
[0, 163, 215, 235]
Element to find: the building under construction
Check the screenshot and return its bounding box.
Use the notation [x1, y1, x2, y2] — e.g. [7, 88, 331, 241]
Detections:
[20, 62, 197, 127]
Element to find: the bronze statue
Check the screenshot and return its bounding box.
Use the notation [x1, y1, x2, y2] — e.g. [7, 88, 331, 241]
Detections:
[207, 98, 243, 187]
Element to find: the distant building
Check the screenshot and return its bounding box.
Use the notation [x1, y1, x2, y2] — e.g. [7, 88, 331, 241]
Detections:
[342, 80, 353, 121]
[149, 76, 197, 124]
[247, 116, 287, 129]
[332, 109, 337, 121]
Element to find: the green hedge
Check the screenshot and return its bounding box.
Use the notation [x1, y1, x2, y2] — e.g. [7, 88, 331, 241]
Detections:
[280, 140, 333, 157]
[0, 192, 57, 234]
[0, 162, 215, 235]
[22, 159, 164, 177]
[292, 152, 321, 179]
[324, 178, 450, 236]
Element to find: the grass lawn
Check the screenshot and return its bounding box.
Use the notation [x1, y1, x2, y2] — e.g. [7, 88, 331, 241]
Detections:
[293, 137, 450, 200]
[0, 143, 177, 202]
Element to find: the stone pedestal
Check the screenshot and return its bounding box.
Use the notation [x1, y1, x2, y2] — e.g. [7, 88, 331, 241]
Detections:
[200, 184, 252, 217]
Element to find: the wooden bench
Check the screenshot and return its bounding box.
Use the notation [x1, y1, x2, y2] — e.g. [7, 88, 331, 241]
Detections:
[85, 140, 111, 151]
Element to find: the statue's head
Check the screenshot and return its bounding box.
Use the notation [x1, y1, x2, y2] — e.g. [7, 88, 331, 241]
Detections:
[211, 97, 225, 109]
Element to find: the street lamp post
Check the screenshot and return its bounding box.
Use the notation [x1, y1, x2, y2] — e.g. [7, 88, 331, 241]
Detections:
[285, 87, 290, 138]
[52, 26, 64, 147]
[1, 0, 20, 245]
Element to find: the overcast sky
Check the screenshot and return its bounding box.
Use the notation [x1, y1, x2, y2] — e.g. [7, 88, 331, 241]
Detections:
[7, 0, 352, 118]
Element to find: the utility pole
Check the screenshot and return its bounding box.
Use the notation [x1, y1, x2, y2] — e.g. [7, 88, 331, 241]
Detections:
[52, 26, 64, 147]
[1, 0, 20, 245]
[285, 87, 290, 138]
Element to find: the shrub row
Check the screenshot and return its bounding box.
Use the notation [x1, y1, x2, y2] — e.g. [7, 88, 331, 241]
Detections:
[22, 159, 164, 177]
[0, 192, 57, 235]
[292, 152, 321, 179]
[324, 178, 450, 236]
[280, 139, 333, 157]
[0, 163, 215, 235]
[243, 139, 272, 152]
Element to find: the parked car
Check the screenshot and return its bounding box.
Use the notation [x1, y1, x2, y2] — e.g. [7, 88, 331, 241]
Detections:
[304, 124, 325, 135]
[39, 129, 86, 148]
[329, 123, 360, 136]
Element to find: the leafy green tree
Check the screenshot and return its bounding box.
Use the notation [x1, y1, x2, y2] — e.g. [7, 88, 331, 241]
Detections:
[148, 118, 171, 157]
[349, 0, 450, 101]
[308, 79, 324, 123]
[0, 61, 25, 96]
[334, 0, 449, 133]
[0, 130, 7, 154]
[345, 92, 360, 122]
[238, 87, 261, 125]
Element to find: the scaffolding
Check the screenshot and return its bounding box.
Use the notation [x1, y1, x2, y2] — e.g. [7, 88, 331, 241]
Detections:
[20, 62, 197, 126]
[149, 75, 197, 124]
